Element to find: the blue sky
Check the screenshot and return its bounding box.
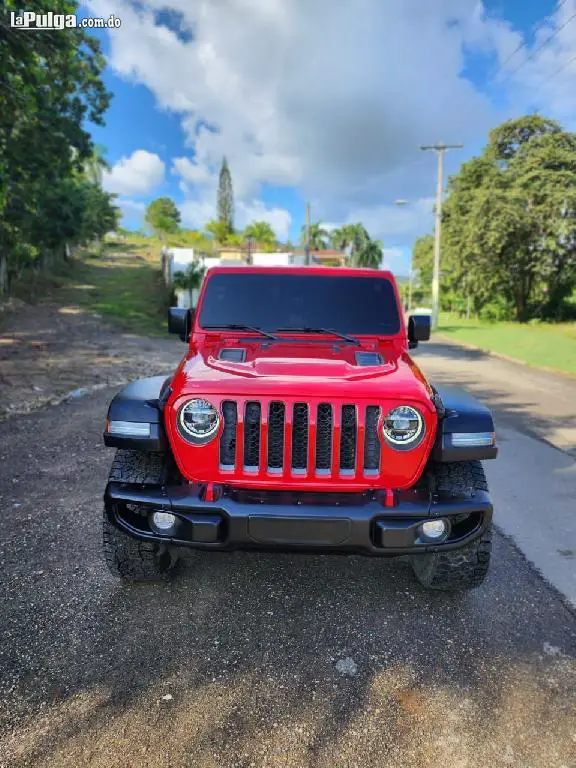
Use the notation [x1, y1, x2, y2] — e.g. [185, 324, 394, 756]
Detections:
[84, 0, 575, 274]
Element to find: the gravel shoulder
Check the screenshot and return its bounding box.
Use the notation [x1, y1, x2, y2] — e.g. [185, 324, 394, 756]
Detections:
[0, 300, 177, 419]
[0, 313, 575, 766]
[1, 388, 575, 768]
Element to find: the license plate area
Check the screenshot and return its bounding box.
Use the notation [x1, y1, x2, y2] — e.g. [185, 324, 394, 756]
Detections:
[247, 516, 351, 546]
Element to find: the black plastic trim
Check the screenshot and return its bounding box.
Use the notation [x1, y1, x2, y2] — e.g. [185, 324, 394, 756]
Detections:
[104, 376, 168, 451]
[105, 481, 493, 557]
[431, 386, 497, 461]
[104, 422, 166, 451]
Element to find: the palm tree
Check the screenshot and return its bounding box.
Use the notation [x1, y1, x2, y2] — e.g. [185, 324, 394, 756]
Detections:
[244, 221, 276, 249]
[172, 260, 206, 306]
[330, 224, 355, 253]
[301, 222, 330, 251]
[355, 239, 383, 269]
[349, 223, 370, 262]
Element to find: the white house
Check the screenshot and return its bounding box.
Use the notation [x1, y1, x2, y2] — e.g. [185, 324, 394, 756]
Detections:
[162, 246, 301, 308]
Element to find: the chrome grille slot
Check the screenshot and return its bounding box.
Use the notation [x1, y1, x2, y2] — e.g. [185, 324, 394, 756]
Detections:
[218, 399, 382, 480]
[340, 405, 357, 474]
[315, 403, 333, 474]
[243, 401, 261, 471]
[267, 402, 285, 471]
[291, 403, 309, 473]
[219, 401, 237, 468]
[364, 406, 381, 474]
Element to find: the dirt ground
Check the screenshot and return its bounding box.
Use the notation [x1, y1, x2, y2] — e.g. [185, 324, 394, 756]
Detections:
[0, 299, 178, 420]
[1, 298, 575, 767]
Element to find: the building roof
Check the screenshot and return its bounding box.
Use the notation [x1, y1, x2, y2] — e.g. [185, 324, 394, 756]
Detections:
[293, 249, 346, 257]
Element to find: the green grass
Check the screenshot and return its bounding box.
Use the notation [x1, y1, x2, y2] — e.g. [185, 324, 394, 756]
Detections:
[47, 245, 171, 336]
[111, 231, 214, 264]
[437, 314, 576, 375]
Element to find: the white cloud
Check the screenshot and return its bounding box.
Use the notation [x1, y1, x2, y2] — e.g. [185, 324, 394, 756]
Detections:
[179, 197, 292, 240]
[494, 0, 576, 126]
[178, 199, 217, 230]
[103, 150, 165, 195]
[171, 156, 216, 187]
[117, 198, 146, 214]
[90, 0, 566, 239]
[345, 197, 436, 242]
[237, 201, 292, 240]
[382, 247, 405, 269]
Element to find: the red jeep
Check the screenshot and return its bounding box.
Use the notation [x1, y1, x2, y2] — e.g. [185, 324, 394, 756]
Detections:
[103, 266, 497, 590]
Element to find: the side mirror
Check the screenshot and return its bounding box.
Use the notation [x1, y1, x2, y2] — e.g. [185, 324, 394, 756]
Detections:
[408, 314, 431, 349]
[168, 307, 194, 342]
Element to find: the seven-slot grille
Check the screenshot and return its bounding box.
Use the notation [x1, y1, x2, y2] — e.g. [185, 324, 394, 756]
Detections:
[219, 400, 382, 477]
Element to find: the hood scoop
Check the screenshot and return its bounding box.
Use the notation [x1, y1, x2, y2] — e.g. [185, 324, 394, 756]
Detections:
[355, 351, 383, 366]
[218, 347, 247, 363]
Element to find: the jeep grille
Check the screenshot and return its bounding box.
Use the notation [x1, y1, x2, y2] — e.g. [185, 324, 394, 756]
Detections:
[219, 400, 382, 478]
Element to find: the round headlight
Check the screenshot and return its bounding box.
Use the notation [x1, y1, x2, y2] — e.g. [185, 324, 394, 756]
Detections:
[178, 399, 220, 444]
[383, 406, 425, 449]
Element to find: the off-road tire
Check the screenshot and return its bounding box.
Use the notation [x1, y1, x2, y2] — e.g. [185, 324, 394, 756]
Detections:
[411, 461, 492, 592]
[103, 450, 177, 582]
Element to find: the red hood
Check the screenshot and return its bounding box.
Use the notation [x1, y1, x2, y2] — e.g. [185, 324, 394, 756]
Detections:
[170, 339, 433, 403]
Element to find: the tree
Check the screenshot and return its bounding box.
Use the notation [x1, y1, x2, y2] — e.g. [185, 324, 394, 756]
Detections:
[330, 224, 355, 253]
[217, 157, 234, 236]
[486, 115, 561, 163]
[78, 182, 120, 243]
[145, 198, 181, 240]
[438, 114, 576, 321]
[205, 219, 235, 245]
[301, 222, 330, 250]
[347, 224, 371, 265]
[356, 239, 383, 269]
[224, 232, 245, 247]
[331, 223, 371, 264]
[244, 221, 276, 249]
[412, 235, 434, 293]
[172, 260, 206, 306]
[0, 0, 111, 294]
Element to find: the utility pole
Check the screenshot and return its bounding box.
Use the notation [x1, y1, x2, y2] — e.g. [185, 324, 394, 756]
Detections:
[420, 143, 463, 329]
[246, 235, 254, 266]
[305, 202, 311, 266]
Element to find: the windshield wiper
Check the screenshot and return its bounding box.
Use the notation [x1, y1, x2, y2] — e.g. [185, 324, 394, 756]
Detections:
[202, 324, 278, 341]
[273, 327, 360, 345]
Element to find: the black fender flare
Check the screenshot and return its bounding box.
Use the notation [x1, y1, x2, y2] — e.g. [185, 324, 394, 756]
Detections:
[103, 376, 172, 451]
[431, 386, 498, 461]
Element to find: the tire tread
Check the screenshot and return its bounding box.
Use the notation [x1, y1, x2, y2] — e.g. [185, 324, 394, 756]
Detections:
[412, 460, 492, 591]
[103, 449, 176, 582]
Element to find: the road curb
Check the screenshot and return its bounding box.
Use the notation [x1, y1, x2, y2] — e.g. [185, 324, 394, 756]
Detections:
[433, 333, 576, 381]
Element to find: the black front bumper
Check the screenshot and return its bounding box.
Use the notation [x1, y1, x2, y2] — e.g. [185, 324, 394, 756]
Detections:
[105, 483, 493, 557]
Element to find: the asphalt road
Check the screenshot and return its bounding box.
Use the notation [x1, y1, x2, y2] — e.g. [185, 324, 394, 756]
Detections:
[1, 340, 575, 767]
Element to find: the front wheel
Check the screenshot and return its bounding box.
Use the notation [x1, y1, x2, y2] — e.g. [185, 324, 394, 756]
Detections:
[103, 450, 178, 582]
[411, 461, 492, 591]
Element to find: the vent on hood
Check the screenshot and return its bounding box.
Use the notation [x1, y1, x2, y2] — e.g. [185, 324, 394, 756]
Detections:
[355, 351, 383, 367]
[219, 348, 247, 363]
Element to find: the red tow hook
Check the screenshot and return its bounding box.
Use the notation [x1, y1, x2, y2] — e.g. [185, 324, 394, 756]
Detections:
[384, 488, 395, 508]
[201, 482, 222, 502]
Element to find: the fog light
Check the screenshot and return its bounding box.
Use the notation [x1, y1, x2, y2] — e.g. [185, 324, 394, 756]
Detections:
[419, 519, 449, 542]
[151, 511, 177, 533]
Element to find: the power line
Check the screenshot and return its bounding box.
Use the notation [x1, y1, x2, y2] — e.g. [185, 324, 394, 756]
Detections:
[534, 52, 576, 92]
[496, 0, 569, 73]
[497, 9, 576, 85]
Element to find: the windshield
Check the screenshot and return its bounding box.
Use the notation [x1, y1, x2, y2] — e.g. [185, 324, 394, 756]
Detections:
[198, 272, 401, 336]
